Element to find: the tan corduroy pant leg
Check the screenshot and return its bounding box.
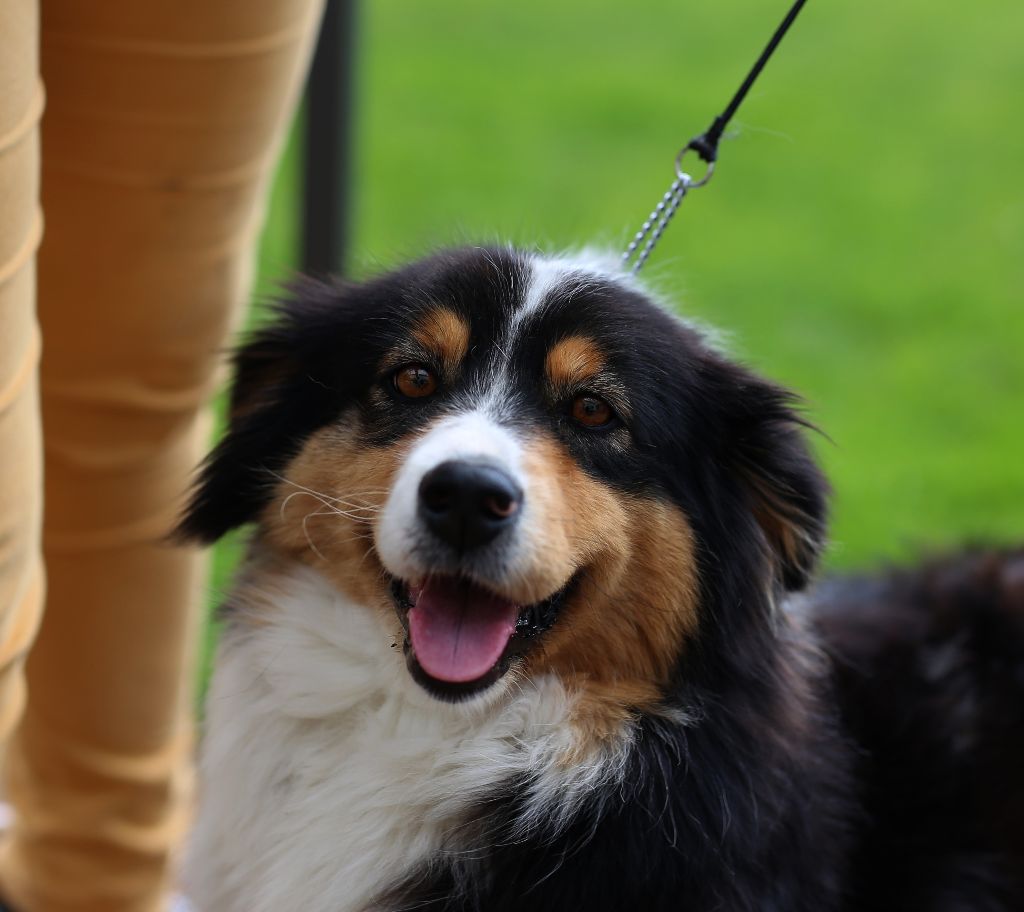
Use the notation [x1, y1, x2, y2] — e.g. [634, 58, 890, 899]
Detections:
[0, 1, 324, 909]
[0, 0, 46, 780]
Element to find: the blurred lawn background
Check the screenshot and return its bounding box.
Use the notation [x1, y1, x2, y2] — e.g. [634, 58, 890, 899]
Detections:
[207, 0, 1024, 646]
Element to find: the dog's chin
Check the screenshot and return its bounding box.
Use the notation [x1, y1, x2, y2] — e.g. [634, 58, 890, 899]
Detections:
[389, 574, 574, 703]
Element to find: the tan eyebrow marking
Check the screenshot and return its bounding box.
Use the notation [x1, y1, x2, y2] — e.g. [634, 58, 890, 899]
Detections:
[410, 308, 470, 374]
[545, 336, 605, 390]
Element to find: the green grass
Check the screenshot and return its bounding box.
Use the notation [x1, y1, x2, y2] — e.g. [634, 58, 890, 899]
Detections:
[214, 0, 1023, 632]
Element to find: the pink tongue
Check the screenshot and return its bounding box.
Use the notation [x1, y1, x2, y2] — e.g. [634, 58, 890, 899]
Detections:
[408, 578, 520, 683]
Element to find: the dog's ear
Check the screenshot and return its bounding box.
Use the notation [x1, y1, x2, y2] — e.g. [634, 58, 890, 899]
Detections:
[709, 356, 829, 591]
[176, 279, 359, 544]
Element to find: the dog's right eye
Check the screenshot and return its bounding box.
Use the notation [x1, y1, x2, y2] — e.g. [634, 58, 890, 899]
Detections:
[570, 393, 615, 429]
[393, 364, 438, 399]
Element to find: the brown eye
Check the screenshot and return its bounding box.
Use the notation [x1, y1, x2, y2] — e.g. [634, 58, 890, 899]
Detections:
[394, 365, 438, 399]
[571, 394, 614, 428]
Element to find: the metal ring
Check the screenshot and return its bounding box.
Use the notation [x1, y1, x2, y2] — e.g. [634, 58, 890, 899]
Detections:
[674, 146, 715, 188]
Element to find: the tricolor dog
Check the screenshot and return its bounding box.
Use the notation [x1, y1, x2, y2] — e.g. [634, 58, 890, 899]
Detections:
[178, 247, 1024, 911]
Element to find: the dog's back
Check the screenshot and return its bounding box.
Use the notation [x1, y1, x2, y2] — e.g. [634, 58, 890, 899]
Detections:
[814, 549, 1024, 910]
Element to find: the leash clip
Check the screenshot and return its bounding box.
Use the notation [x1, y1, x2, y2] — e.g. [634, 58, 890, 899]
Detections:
[676, 141, 716, 188]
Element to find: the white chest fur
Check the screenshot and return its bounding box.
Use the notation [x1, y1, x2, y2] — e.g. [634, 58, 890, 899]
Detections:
[183, 563, 593, 912]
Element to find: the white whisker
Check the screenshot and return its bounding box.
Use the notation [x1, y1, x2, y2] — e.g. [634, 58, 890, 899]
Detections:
[301, 511, 328, 561]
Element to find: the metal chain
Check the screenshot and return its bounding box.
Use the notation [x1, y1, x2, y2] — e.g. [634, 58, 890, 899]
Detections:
[621, 149, 713, 274]
[622, 174, 690, 274]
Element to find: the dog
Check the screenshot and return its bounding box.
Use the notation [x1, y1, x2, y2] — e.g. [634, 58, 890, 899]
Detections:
[177, 247, 1024, 911]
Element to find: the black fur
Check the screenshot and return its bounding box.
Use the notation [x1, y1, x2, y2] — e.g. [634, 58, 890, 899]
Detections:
[181, 248, 1024, 910]
[815, 551, 1024, 910]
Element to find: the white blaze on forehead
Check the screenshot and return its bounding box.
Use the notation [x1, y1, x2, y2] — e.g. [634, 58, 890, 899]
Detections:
[375, 411, 524, 582]
[509, 252, 631, 341]
[510, 249, 726, 354]
[483, 253, 617, 415]
[516, 250, 647, 323]
[513, 256, 574, 330]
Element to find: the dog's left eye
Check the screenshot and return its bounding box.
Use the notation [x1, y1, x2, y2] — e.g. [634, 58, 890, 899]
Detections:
[393, 365, 438, 399]
[570, 393, 615, 429]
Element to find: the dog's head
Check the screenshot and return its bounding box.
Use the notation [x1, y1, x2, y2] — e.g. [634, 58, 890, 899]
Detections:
[180, 248, 826, 714]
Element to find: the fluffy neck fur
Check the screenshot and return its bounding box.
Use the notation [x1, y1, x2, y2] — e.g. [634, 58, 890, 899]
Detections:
[184, 554, 631, 912]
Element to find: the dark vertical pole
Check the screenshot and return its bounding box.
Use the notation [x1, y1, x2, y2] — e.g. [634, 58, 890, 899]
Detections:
[302, 0, 358, 275]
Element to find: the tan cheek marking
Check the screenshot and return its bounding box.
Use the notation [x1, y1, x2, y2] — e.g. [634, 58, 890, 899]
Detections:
[411, 308, 470, 375]
[544, 336, 605, 391]
[260, 422, 405, 618]
[520, 436, 699, 759]
[513, 436, 628, 607]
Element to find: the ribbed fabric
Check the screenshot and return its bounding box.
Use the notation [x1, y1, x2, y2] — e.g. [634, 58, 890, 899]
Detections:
[0, 1, 324, 909]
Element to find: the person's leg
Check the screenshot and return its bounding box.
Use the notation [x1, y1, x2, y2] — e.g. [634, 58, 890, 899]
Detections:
[0, 0, 45, 755]
[0, 1, 323, 909]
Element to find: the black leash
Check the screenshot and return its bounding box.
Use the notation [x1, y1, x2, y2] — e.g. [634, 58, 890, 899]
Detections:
[622, 0, 810, 274]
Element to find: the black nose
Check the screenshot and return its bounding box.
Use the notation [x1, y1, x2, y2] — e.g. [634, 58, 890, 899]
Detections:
[418, 460, 523, 551]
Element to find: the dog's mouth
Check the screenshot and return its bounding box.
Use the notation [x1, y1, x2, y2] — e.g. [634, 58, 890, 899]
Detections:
[390, 575, 571, 700]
